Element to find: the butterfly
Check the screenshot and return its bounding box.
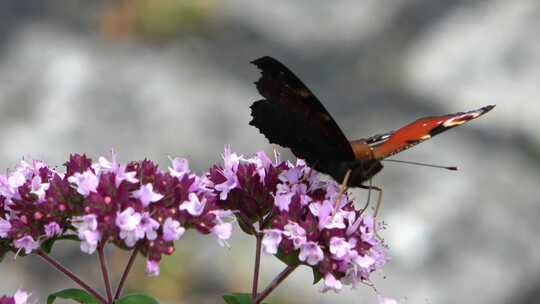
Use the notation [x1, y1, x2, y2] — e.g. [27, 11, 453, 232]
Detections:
[249, 56, 494, 189]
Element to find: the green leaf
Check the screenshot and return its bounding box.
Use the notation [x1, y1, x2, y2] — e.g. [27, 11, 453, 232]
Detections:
[0, 239, 11, 262]
[276, 249, 322, 284]
[41, 234, 79, 253]
[236, 215, 256, 235]
[222, 293, 269, 304]
[47, 288, 100, 304]
[115, 293, 160, 304]
[275, 250, 300, 268]
[312, 267, 323, 284]
[222, 293, 253, 304]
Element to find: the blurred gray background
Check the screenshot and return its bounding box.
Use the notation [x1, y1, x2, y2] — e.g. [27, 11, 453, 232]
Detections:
[0, 0, 539, 303]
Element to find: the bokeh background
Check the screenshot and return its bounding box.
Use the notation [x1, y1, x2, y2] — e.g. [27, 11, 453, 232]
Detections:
[0, 1, 539, 303]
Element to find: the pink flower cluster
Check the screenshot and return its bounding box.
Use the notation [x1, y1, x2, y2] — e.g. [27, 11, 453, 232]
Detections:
[0, 151, 233, 275]
[0, 147, 387, 291]
[0, 290, 29, 304]
[209, 147, 388, 292]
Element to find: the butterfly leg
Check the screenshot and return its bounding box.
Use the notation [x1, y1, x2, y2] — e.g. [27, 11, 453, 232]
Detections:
[358, 180, 383, 239]
[333, 169, 352, 215]
[373, 186, 384, 240]
[358, 178, 374, 216]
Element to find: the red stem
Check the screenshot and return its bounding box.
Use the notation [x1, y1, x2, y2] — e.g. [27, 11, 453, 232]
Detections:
[251, 232, 263, 300]
[255, 264, 298, 304]
[98, 244, 113, 303]
[114, 247, 139, 300]
[35, 249, 108, 304]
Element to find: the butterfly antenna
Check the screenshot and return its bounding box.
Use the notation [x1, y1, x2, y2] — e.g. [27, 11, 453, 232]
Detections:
[382, 159, 457, 171]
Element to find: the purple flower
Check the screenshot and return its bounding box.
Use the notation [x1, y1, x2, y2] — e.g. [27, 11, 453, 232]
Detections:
[321, 273, 342, 293]
[146, 259, 160, 277]
[168, 157, 190, 178]
[256, 151, 273, 168]
[0, 176, 17, 201]
[291, 183, 312, 206]
[189, 173, 214, 193]
[262, 229, 282, 255]
[370, 243, 388, 268]
[8, 171, 26, 189]
[75, 214, 98, 231]
[18, 158, 46, 178]
[94, 150, 138, 187]
[299, 241, 324, 266]
[213, 146, 244, 200]
[0, 217, 11, 238]
[0, 289, 30, 304]
[180, 193, 206, 216]
[14, 236, 39, 254]
[68, 170, 99, 196]
[114, 165, 138, 187]
[162, 218, 185, 242]
[283, 222, 306, 249]
[13, 290, 29, 304]
[359, 216, 377, 244]
[74, 214, 101, 254]
[116, 209, 160, 246]
[214, 170, 238, 200]
[351, 251, 376, 269]
[44, 222, 61, 238]
[274, 191, 294, 212]
[274, 182, 298, 212]
[94, 156, 112, 173]
[116, 208, 143, 247]
[246, 151, 273, 183]
[116, 208, 141, 230]
[80, 229, 101, 254]
[279, 166, 303, 184]
[211, 210, 234, 247]
[222, 145, 242, 173]
[30, 176, 49, 201]
[329, 237, 352, 259]
[132, 183, 164, 207]
[139, 212, 159, 241]
[345, 212, 363, 236]
[310, 201, 346, 230]
[212, 222, 232, 247]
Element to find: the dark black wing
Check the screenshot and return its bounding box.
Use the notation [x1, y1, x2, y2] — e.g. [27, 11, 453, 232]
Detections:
[249, 56, 355, 173]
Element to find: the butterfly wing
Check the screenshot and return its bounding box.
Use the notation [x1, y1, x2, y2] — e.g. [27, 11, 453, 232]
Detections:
[249, 56, 356, 175]
[367, 105, 495, 159]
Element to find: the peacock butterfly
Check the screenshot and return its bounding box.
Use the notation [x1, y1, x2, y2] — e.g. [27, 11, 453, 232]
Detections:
[249, 56, 494, 188]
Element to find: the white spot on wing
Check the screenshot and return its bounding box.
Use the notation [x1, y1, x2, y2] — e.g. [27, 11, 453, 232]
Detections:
[442, 112, 480, 127]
